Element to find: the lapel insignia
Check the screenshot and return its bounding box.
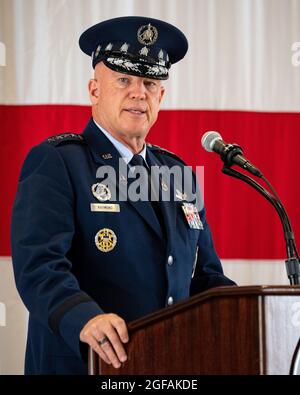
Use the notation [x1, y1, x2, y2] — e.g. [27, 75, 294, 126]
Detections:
[120, 173, 127, 184]
[181, 202, 204, 230]
[95, 228, 117, 252]
[101, 153, 113, 160]
[91, 183, 112, 201]
[175, 189, 188, 201]
[161, 179, 169, 192]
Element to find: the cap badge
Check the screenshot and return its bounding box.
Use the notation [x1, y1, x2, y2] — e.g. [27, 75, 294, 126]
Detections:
[91, 183, 112, 201]
[95, 228, 117, 252]
[137, 23, 158, 46]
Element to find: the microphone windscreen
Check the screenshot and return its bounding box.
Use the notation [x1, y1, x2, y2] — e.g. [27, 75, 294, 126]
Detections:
[201, 131, 222, 152]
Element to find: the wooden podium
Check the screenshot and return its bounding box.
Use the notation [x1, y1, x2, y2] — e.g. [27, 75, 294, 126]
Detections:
[88, 286, 300, 375]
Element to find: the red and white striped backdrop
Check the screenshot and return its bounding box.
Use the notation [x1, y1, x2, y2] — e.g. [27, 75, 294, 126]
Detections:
[0, 0, 300, 373]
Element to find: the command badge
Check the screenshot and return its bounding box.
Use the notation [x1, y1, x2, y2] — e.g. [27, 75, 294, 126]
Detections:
[92, 183, 111, 201]
[95, 228, 117, 252]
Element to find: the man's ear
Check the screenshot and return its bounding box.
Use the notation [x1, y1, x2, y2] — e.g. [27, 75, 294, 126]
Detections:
[158, 84, 165, 104]
[88, 79, 100, 104]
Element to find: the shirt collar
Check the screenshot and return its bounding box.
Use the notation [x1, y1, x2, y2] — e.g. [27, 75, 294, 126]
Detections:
[93, 119, 148, 165]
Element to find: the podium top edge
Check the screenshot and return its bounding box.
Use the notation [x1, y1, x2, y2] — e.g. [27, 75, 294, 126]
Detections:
[128, 285, 300, 331]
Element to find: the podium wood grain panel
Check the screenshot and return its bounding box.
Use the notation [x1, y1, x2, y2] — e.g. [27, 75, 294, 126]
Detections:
[89, 286, 300, 375]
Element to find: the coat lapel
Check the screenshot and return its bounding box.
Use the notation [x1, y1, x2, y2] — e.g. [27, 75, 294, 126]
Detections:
[146, 149, 177, 245]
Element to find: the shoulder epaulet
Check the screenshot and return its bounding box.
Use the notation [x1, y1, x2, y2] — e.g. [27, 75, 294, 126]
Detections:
[147, 143, 187, 165]
[46, 133, 85, 146]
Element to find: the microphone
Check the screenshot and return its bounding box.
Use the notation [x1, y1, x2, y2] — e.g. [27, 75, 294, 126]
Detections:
[202, 131, 300, 284]
[201, 131, 262, 177]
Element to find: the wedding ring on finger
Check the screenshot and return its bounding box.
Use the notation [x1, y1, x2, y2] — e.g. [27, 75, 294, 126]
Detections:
[98, 336, 109, 346]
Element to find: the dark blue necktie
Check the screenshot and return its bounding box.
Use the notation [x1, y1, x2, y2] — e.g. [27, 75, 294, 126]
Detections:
[129, 154, 165, 232]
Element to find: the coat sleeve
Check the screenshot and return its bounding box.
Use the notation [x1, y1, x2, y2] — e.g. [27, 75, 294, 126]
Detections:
[189, 209, 237, 296]
[11, 143, 103, 358]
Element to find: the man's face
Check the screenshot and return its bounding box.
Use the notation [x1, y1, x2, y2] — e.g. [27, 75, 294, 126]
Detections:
[89, 63, 165, 142]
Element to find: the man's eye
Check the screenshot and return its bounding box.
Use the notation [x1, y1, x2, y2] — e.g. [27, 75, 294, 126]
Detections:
[119, 78, 129, 84]
[144, 81, 158, 91]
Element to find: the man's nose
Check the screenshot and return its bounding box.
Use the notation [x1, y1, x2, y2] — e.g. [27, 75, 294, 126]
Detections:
[128, 80, 146, 100]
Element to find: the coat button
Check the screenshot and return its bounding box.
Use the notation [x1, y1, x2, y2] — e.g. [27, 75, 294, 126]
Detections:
[167, 255, 173, 265]
[167, 296, 174, 306]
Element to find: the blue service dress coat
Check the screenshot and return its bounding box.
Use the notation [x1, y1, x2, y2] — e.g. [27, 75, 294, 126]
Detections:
[11, 118, 235, 374]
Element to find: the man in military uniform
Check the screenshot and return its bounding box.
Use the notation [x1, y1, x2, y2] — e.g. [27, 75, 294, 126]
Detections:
[11, 16, 236, 375]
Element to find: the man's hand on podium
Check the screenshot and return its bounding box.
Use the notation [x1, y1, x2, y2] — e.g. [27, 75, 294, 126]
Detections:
[80, 313, 129, 369]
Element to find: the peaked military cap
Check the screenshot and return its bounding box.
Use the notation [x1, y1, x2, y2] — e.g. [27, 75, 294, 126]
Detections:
[79, 16, 188, 80]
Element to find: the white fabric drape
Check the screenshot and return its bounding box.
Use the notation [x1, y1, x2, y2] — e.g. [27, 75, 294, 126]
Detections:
[0, 258, 28, 375]
[0, 0, 300, 110]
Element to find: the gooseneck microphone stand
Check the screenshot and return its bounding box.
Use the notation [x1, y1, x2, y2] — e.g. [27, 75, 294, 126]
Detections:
[220, 144, 300, 285]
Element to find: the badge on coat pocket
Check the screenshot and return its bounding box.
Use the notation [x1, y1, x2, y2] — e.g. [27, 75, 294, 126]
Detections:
[91, 183, 111, 201]
[181, 203, 203, 230]
[95, 228, 117, 252]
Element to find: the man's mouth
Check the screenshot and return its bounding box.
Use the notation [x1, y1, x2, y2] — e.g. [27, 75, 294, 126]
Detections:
[124, 108, 147, 115]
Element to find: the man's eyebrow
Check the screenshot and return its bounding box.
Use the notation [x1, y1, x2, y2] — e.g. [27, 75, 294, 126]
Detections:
[115, 73, 131, 78]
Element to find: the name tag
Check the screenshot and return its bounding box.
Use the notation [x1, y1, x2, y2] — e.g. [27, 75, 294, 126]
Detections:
[90, 203, 120, 213]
